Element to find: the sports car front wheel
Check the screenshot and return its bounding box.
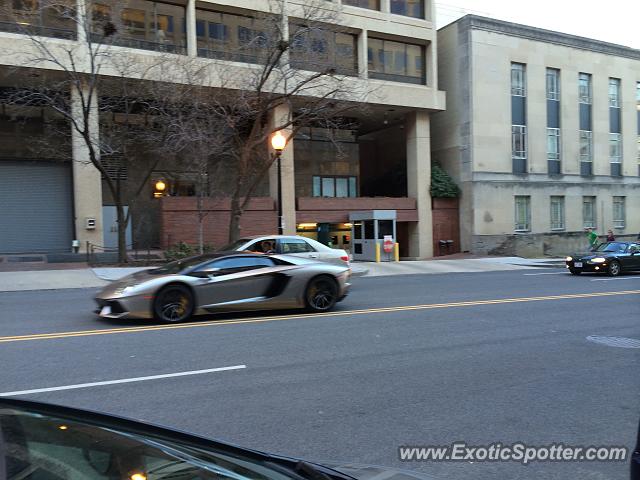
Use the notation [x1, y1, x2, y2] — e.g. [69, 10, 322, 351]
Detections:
[153, 284, 194, 323]
[305, 275, 339, 312]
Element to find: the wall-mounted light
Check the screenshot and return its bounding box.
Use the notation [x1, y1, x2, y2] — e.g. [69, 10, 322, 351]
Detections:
[153, 179, 167, 198]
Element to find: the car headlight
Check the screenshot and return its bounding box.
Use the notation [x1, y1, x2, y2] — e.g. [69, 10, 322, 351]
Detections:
[591, 257, 606, 263]
[114, 285, 136, 296]
[566, 256, 573, 262]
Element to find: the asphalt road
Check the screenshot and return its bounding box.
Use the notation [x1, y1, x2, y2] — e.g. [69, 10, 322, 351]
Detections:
[1, 268, 639, 480]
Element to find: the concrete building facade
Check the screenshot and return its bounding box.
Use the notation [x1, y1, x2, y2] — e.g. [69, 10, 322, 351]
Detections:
[433, 15, 640, 256]
[0, 0, 445, 259]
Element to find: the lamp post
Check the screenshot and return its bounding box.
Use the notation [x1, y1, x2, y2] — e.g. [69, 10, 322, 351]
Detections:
[270, 130, 287, 235]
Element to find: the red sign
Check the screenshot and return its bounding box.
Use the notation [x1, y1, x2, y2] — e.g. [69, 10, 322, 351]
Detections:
[383, 235, 394, 253]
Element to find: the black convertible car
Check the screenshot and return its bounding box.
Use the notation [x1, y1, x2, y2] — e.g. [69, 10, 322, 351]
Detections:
[565, 241, 640, 276]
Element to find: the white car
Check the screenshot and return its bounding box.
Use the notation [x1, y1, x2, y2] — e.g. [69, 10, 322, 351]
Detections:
[220, 235, 350, 267]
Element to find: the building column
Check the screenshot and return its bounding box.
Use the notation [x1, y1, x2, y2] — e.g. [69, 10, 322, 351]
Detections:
[406, 111, 433, 258]
[269, 103, 296, 235]
[71, 83, 104, 253]
[357, 29, 368, 79]
[380, 0, 390, 14]
[185, 0, 197, 57]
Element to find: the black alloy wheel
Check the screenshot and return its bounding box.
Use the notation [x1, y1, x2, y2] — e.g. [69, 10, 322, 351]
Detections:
[153, 285, 194, 323]
[305, 276, 339, 312]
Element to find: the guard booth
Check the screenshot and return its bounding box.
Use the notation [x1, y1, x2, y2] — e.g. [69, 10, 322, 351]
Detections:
[349, 210, 397, 262]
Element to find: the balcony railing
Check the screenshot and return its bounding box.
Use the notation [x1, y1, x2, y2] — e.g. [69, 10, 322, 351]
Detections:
[197, 47, 264, 65]
[0, 20, 76, 39]
[368, 71, 424, 85]
[90, 33, 186, 54]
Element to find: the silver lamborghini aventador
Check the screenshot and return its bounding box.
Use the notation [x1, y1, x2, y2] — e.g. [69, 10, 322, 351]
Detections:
[94, 252, 351, 322]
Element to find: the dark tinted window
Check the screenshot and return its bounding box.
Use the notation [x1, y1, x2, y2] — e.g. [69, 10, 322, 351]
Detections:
[151, 255, 217, 275]
[281, 239, 315, 253]
[211, 256, 275, 269]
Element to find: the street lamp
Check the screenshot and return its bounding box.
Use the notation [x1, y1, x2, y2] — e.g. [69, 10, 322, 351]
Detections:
[270, 130, 287, 235]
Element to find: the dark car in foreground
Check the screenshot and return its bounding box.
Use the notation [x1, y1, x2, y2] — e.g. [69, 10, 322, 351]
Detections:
[0, 399, 436, 480]
[565, 241, 640, 276]
[95, 252, 350, 322]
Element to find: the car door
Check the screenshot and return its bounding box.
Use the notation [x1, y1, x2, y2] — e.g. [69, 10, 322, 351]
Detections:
[628, 243, 640, 270]
[278, 237, 320, 261]
[192, 256, 279, 308]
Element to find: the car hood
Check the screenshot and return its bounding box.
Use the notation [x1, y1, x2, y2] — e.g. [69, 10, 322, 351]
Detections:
[570, 252, 610, 260]
[321, 462, 438, 480]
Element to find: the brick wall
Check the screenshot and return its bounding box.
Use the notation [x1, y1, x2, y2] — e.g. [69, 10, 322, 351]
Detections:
[432, 197, 460, 256]
[296, 197, 418, 223]
[160, 197, 277, 249]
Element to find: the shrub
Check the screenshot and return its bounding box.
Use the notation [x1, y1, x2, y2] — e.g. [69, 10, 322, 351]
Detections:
[430, 163, 460, 198]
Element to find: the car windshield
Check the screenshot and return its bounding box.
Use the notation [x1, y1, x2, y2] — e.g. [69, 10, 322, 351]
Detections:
[595, 242, 627, 253]
[149, 255, 212, 275]
[1, 404, 295, 480]
[217, 239, 252, 252]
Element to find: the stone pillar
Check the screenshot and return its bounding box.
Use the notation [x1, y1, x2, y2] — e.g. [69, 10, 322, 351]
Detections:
[357, 29, 368, 79]
[186, 0, 197, 57]
[380, 0, 390, 14]
[269, 103, 296, 235]
[406, 111, 433, 258]
[71, 84, 104, 252]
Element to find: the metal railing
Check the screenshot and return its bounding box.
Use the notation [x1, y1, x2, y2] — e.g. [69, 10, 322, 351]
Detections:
[0, 20, 76, 39]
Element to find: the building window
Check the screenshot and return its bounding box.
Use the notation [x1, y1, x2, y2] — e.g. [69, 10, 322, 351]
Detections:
[511, 63, 526, 96]
[609, 78, 621, 108]
[613, 196, 625, 228]
[550, 196, 565, 230]
[546, 68, 560, 100]
[312, 176, 357, 198]
[290, 26, 358, 76]
[514, 196, 531, 231]
[512, 125, 527, 172]
[342, 0, 380, 10]
[390, 0, 424, 18]
[196, 9, 269, 63]
[610, 133, 622, 176]
[580, 130, 593, 175]
[582, 196, 596, 229]
[368, 37, 425, 84]
[579, 73, 592, 104]
[547, 127, 561, 174]
[637, 82, 640, 175]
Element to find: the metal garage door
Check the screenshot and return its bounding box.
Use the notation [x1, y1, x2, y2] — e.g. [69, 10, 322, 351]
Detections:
[0, 160, 73, 254]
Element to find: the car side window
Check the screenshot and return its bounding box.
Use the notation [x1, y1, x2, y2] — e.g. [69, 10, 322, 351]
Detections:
[211, 257, 276, 270]
[280, 239, 316, 254]
[246, 239, 277, 253]
[630, 244, 640, 254]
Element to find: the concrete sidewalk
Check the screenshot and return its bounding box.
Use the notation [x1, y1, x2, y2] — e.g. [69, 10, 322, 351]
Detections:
[351, 256, 553, 277]
[0, 256, 563, 292]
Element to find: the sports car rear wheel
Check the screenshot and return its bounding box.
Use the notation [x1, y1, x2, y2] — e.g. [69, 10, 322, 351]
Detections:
[153, 284, 194, 323]
[569, 268, 581, 275]
[607, 260, 622, 277]
[305, 275, 338, 312]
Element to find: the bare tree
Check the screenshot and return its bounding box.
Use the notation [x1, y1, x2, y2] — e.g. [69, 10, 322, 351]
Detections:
[2, 0, 170, 262]
[198, 0, 368, 242]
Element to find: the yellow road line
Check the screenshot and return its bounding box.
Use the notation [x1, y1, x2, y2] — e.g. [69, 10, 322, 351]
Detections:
[1, 289, 638, 344]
